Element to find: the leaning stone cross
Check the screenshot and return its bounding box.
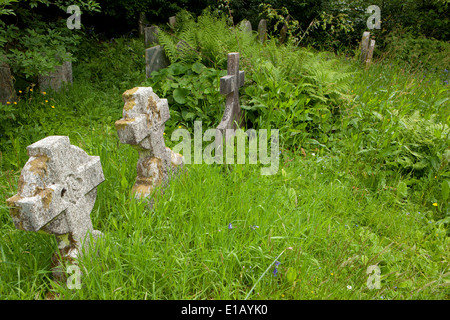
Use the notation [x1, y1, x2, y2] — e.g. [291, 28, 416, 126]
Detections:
[216, 52, 245, 149]
[115, 87, 183, 205]
[6, 136, 104, 281]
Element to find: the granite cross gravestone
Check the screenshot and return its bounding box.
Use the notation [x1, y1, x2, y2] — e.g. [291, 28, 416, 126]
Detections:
[216, 52, 245, 151]
[6, 136, 104, 282]
[115, 87, 183, 206]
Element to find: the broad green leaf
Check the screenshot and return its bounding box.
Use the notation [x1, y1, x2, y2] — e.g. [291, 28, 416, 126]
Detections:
[173, 88, 189, 104]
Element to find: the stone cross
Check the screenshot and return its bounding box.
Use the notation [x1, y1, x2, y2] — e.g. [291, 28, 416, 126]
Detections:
[6, 136, 104, 282]
[216, 52, 245, 149]
[360, 31, 371, 64]
[115, 87, 183, 205]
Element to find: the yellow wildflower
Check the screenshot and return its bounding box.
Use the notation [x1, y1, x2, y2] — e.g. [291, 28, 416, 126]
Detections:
[42, 92, 46, 95]
[51, 105, 55, 109]
[29, 88, 33, 92]
[432, 203, 438, 207]
[19, 90, 22, 93]
[6, 101, 10, 104]
[13, 102, 17, 105]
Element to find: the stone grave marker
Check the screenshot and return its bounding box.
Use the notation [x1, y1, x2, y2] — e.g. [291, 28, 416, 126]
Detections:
[360, 31, 371, 64]
[115, 87, 183, 206]
[365, 39, 376, 66]
[6, 136, 104, 282]
[169, 16, 176, 29]
[145, 45, 170, 78]
[138, 12, 146, 36]
[0, 57, 16, 105]
[38, 60, 73, 92]
[239, 19, 252, 33]
[216, 52, 245, 151]
[258, 19, 267, 43]
[144, 25, 160, 47]
[279, 15, 290, 44]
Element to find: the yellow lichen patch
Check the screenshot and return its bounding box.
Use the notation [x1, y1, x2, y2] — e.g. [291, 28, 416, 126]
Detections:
[132, 177, 154, 198]
[115, 118, 135, 130]
[39, 188, 54, 210]
[6, 195, 23, 218]
[17, 175, 25, 194]
[123, 87, 139, 111]
[28, 155, 50, 178]
[147, 95, 161, 120]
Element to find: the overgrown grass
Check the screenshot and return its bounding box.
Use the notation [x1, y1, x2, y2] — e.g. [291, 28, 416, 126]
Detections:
[0, 12, 449, 300]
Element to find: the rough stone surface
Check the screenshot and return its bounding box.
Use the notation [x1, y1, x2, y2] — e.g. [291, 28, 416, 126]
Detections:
[6, 136, 104, 282]
[279, 16, 290, 44]
[216, 52, 245, 151]
[115, 87, 183, 205]
[38, 60, 73, 92]
[144, 25, 160, 47]
[239, 19, 252, 33]
[0, 58, 16, 105]
[365, 39, 376, 65]
[145, 45, 170, 78]
[360, 31, 371, 64]
[145, 25, 159, 46]
[169, 16, 176, 29]
[258, 19, 267, 43]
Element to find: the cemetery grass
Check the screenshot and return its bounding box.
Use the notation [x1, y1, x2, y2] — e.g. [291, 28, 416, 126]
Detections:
[0, 39, 449, 299]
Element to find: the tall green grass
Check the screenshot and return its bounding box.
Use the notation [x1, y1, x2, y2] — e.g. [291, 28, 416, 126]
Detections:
[0, 11, 448, 299]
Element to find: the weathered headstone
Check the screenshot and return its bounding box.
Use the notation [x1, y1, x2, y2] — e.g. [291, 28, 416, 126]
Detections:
[169, 16, 176, 29]
[365, 39, 376, 66]
[6, 136, 104, 282]
[279, 15, 290, 44]
[38, 60, 73, 92]
[0, 57, 16, 105]
[145, 45, 170, 78]
[138, 12, 146, 36]
[239, 19, 252, 33]
[144, 25, 160, 47]
[258, 19, 267, 43]
[360, 31, 371, 64]
[115, 87, 183, 206]
[216, 52, 245, 151]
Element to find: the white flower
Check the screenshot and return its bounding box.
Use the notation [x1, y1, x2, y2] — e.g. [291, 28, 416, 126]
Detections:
[347, 285, 352, 290]
[311, 153, 316, 156]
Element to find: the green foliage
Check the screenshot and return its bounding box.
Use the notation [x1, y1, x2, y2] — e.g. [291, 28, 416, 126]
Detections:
[384, 28, 450, 73]
[144, 61, 226, 129]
